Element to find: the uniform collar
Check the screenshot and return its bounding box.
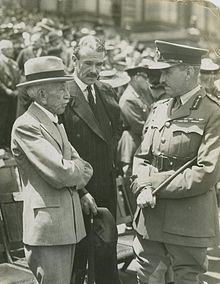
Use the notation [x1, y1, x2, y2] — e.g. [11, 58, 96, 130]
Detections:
[34, 102, 58, 123]
[180, 85, 200, 105]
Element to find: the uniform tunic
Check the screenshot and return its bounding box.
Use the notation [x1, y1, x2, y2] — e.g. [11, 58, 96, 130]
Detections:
[132, 87, 220, 248]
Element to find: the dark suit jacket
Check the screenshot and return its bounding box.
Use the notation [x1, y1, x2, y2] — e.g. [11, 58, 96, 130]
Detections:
[63, 80, 122, 217]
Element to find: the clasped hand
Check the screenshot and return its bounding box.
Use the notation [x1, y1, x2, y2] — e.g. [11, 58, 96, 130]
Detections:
[136, 186, 156, 209]
[80, 192, 98, 215]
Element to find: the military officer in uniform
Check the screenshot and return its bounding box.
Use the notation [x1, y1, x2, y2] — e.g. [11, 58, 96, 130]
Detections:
[131, 40, 220, 284]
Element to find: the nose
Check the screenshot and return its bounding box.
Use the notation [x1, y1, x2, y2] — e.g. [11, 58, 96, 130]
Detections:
[91, 63, 97, 74]
[65, 89, 70, 101]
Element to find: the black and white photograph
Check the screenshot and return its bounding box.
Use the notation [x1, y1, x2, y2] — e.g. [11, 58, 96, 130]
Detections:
[0, 0, 220, 283]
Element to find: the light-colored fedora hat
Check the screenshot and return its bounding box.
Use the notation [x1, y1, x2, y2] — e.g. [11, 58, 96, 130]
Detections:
[99, 69, 130, 88]
[17, 56, 74, 87]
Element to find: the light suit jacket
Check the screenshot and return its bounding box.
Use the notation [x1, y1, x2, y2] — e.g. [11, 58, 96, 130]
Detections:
[11, 103, 93, 246]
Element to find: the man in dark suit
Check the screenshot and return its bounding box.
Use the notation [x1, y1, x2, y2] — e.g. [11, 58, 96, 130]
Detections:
[63, 35, 122, 284]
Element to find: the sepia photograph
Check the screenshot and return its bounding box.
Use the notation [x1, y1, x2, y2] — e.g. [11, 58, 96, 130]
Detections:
[0, 0, 220, 283]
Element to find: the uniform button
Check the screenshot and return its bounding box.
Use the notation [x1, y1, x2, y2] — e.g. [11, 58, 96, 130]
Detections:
[165, 121, 171, 128]
[76, 134, 80, 138]
[161, 137, 166, 143]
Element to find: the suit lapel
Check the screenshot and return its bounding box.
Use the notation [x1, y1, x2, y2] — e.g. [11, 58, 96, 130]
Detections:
[69, 80, 106, 142]
[56, 123, 71, 159]
[28, 103, 63, 151]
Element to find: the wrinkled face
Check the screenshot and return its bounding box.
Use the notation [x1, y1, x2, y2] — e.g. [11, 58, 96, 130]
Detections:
[75, 48, 105, 85]
[42, 82, 70, 115]
[160, 65, 188, 97]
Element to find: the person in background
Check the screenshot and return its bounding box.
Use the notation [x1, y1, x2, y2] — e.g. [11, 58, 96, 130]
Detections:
[117, 66, 154, 214]
[0, 39, 20, 149]
[11, 56, 94, 284]
[199, 57, 220, 98]
[16, 33, 47, 117]
[47, 31, 72, 72]
[99, 68, 130, 101]
[131, 40, 220, 284]
[63, 35, 122, 284]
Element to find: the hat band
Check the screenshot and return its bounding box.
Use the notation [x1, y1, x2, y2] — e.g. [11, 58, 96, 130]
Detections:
[26, 70, 65, 81]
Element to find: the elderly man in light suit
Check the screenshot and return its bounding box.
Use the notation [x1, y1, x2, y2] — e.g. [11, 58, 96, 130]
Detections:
[11, 56, 96, 284]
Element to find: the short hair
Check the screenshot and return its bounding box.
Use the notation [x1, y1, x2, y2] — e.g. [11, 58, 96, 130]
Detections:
[73, 35, 105, 59]
[26, 83, 55, 101]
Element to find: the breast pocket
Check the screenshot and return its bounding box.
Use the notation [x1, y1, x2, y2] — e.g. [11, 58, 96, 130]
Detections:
[169, 123, 205, 157]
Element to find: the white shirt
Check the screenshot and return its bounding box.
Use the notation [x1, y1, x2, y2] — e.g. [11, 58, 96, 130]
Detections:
[73, 73, 96, 103]
[34, 102, 58, 123]
[180, 85, 200, 105]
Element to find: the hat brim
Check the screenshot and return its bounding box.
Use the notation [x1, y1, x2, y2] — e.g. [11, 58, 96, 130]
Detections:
[17, 76, 74, 88]
[100, 77, 130, 88]
[148, 61, 178, 70]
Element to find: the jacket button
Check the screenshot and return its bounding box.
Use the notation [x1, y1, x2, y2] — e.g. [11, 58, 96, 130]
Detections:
[165, 121, 171, 128]
[161, 137, 166, 143]
[76, 134, 80, 138]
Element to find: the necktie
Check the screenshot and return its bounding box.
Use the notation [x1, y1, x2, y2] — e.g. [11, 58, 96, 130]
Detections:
[87, 85, 98, 118]
[171, 97, 182, 113]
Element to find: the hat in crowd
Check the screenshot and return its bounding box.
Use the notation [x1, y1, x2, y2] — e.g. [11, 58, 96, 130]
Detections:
[48, 31, 61, 43]
[17, 56, 74, 88]
[93, 207, 118, 245]
[99, 69, 130, 88]
[125, 65, 149, 77]
[0, 39, 13, 50]
[151, 40, 208, 70]
[200, 58, 220, 74]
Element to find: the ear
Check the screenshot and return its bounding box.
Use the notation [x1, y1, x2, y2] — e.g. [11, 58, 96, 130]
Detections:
[37, 88, 47, 105]
[185, 66, 193, 80]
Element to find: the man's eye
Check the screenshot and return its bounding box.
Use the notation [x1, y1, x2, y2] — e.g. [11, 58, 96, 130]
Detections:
[96, 62, 103, 67]
[84, 61, 92, 66]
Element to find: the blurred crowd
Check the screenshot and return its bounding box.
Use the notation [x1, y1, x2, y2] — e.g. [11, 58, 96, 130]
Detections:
[0, 6, 220, 160]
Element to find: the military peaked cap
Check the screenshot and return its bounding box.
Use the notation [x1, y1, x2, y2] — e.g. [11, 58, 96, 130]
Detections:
[150, 40, 208, 69]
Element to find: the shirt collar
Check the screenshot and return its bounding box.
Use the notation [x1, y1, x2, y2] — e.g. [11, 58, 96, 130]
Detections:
[180, 85, 200, 105]
[73, 73, 96, 102]
[73, 73, 88, 93]
[34, 102, 58, 123]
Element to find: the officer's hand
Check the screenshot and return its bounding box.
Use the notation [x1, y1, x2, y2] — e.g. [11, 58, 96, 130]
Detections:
[80, 193, 98, 215]
[149, 170, 175, 189]
[136, 187, 156, 209]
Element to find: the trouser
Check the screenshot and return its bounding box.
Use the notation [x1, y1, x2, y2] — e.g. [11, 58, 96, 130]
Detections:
[24, 244, 75, 284]
[133, 235, 208, 284]
[72, 213, 120, 284]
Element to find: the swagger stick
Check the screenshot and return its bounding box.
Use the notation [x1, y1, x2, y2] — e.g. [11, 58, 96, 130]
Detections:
[152, 156, 197, 195]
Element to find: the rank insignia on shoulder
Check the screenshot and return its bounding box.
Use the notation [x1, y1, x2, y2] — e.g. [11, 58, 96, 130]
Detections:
[206, 92, 220, 107]
[191, 95, 202, 110]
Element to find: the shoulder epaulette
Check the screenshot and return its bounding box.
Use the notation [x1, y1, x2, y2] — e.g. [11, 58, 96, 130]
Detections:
[206, 92, 220, 107]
